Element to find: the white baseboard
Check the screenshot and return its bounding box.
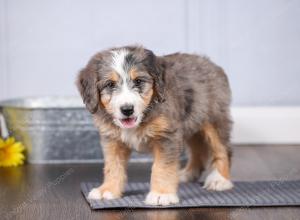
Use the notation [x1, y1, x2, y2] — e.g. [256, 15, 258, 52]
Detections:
[232, 107, 300, 144]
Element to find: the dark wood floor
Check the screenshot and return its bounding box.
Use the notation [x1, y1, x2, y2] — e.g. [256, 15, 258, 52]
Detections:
[1, 145, 300, 220]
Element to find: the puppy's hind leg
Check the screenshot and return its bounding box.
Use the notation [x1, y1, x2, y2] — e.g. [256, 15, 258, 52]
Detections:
[179, 133, 209, 182]
[202, 122, 233, 191]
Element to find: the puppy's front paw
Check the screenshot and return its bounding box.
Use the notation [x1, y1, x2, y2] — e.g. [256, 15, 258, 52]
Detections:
[145, 191, 179, 206]
[87, 187, 118, 200]
[204, 169, 233, 191]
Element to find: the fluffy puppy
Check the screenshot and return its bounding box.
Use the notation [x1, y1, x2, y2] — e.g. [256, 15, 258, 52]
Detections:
[76, 45, 233, 206]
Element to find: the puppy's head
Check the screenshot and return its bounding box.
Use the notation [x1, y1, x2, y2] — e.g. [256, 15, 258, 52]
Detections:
[77, 46, 165, 129]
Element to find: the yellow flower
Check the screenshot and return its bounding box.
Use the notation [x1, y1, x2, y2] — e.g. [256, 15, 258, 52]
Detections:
[0, 137, 25, 167]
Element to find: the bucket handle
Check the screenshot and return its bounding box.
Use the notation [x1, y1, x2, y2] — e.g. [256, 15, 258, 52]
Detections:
[0, 109, 9, 139]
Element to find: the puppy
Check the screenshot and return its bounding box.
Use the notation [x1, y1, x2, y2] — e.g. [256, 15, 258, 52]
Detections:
[76, 45, 233, 206]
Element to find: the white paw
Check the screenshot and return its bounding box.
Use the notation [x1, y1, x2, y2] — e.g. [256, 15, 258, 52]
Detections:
[179, 169, 200, 183]
[145, 191, 179, 206]
[87, 188, 115, 200]
[88, 188, 102, 200]
[204, 169, 233, 191]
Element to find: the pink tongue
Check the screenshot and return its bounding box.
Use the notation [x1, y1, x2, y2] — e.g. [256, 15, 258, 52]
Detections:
[121, 118, 135, 127]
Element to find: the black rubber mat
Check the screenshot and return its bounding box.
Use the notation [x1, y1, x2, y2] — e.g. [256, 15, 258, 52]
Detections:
[81, 181, 300, 209]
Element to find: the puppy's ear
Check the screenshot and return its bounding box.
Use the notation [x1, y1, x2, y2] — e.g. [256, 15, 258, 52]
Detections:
[144, 49, 166, 103]
[76, 65, 99, 114]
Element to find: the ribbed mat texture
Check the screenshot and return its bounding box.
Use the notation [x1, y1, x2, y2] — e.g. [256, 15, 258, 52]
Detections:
[81, 181, 300, 209]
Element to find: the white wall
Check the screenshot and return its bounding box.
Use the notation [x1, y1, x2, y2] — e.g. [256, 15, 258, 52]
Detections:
[1, 0, 300, 106]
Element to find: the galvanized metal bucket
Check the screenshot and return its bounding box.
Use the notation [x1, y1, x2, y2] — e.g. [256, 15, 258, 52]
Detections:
[0, 97, 104, 163]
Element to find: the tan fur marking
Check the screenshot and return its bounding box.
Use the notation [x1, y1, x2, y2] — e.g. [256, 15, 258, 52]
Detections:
[202, 122, 230, 179]
[142, 87, 154, 108]
[150, 143, 179, 194]
[143, 115, 170, 139]
[129, 68, 139, 80]
[110, 71, 120, 82]
[100, 94, 111, 111]
[99, 141, 131, 197]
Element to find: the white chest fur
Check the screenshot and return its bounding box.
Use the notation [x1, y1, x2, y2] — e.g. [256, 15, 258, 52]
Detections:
[120, 129, 149, 151]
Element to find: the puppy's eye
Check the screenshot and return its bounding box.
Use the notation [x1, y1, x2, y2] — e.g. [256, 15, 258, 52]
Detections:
[133, 78, 143, 87]
[105, 81, 116, 89]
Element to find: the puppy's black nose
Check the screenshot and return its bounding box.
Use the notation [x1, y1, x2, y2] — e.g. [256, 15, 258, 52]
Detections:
[120, 105, 134, 117]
